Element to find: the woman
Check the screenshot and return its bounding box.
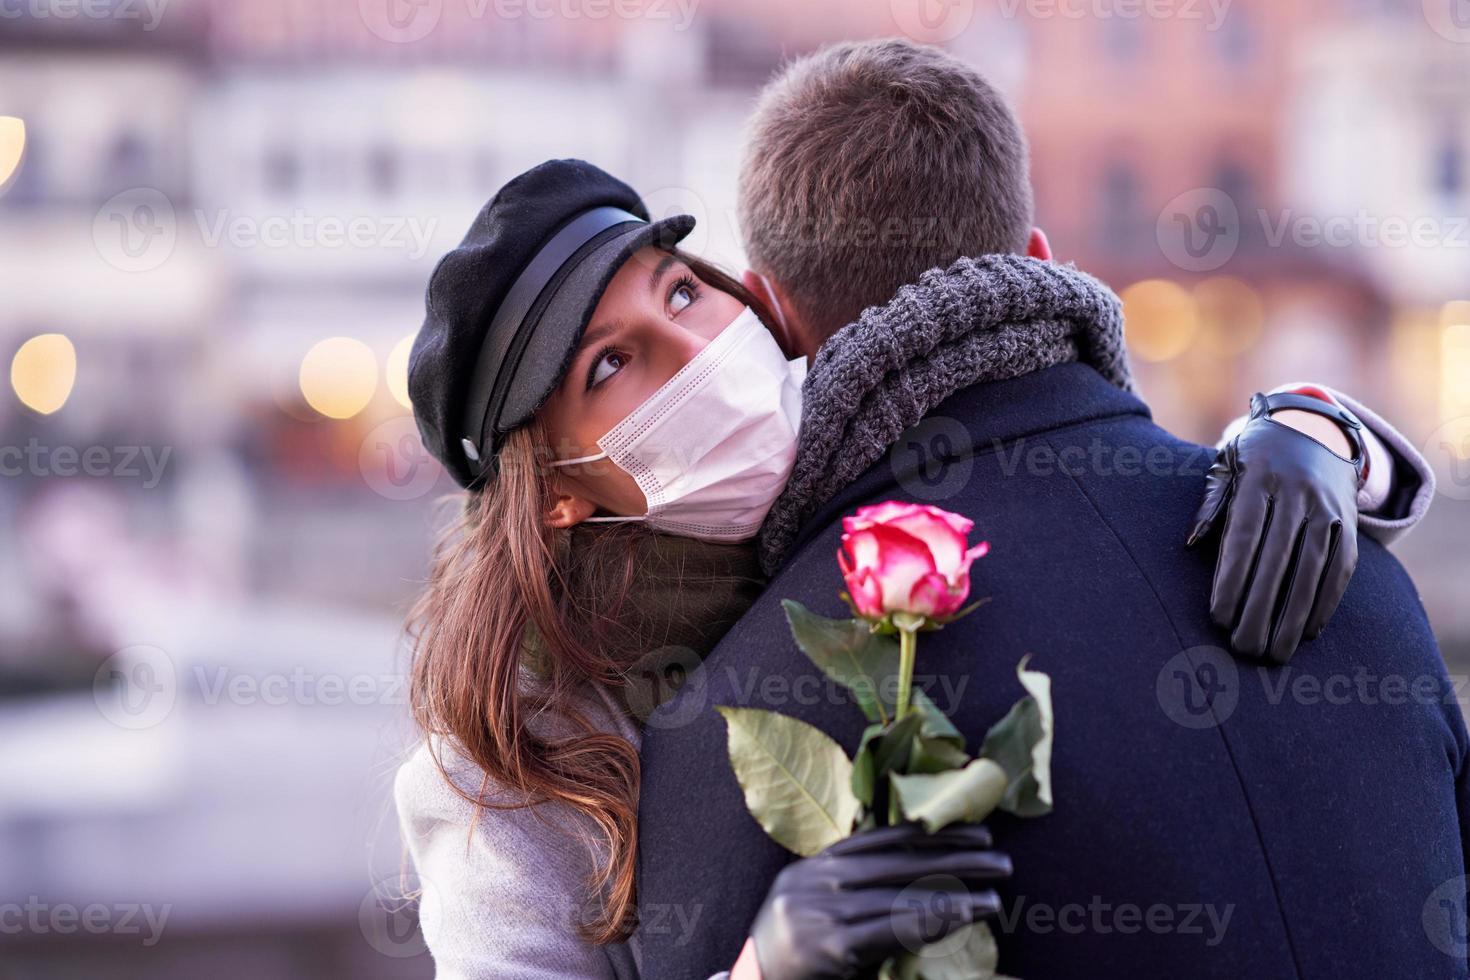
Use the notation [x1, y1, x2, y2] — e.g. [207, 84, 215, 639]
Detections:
[395, 160, 1410, 979]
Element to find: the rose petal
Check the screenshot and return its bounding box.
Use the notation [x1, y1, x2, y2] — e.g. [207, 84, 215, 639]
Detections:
[908, 570, 963, 619]
[845, 565, 886, 620]
[845, 524, 941, 617]
[915, 504, 974, 537]
[842, 500, 916, 534]
[884, 509, 970, 578]
[944, 570, 972, 615]
[843, 503, 976, 577]
[955, 540, 990, 580]
[844, 501, 972, 534]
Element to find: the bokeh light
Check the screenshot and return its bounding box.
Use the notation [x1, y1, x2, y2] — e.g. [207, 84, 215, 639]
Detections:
[10, 333, 77, 415]
[1194, 277, 1264, 359]
[1120, 280, 1200, 363]
[1441, 302, 1470, 435]
[4, 10, 1470, 980]
[0, 115, 24, 188]
[298, 337, 378, 420]
[386, 335, 414, 410]
[1441, 300, 1470, 329]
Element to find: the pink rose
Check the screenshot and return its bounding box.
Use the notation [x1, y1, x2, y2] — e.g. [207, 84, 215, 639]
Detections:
[837, 501, 990, 624]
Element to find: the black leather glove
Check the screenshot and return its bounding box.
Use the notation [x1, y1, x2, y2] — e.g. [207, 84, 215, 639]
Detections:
[1187, 392, 1366, 664]
[750, 823, 1010, 980]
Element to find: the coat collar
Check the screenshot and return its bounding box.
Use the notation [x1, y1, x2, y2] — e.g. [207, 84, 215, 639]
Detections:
[777, 362, 1152, 570]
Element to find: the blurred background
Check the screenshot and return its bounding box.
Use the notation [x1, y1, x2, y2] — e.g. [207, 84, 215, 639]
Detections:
[1, 0, 1468, 976]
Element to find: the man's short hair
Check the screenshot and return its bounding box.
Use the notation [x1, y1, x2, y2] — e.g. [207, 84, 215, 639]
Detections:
[739, 39, 1033, 346]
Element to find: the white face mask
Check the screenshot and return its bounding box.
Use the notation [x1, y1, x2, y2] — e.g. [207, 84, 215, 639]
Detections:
[550, 306, 806, 542]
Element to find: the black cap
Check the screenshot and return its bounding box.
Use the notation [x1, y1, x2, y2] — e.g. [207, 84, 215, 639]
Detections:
[409, 159, 695, 487]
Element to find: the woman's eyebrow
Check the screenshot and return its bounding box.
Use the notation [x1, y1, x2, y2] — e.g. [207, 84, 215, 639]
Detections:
[571, 253, 681, 366]
[576, 322, 620, 357]
[647, 252, 679, 294]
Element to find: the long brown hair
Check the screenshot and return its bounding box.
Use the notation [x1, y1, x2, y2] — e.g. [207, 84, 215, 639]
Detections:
[406, 253, 776, 943]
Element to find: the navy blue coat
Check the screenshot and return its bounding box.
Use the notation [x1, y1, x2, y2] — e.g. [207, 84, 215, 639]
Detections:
[636, 363, 1470, 979]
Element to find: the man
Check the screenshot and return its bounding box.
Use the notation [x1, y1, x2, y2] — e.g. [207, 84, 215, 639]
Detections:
[637, 39, 1466, 978]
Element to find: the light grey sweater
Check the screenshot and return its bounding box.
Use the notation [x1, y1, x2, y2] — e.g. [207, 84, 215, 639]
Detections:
[396, 684, 736, 980]
[396, 684, 645, 980]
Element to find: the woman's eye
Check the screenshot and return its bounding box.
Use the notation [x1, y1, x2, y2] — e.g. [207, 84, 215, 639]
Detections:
[591, 350, 627, 386]
[669, 283, 695, 314]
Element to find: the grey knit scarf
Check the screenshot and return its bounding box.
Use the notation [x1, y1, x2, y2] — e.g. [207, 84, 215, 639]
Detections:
[756, 253, 1135, 574]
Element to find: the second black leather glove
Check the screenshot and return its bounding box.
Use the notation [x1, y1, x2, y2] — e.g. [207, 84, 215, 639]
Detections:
[1187, 392, 1365, 665]
[750, 823, 1011, 980]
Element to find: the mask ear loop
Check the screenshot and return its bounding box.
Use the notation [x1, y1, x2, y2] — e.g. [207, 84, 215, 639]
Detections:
[764, 282, 791, 335]
[547, 450, 648, 524]
[548, 450, 608, 468]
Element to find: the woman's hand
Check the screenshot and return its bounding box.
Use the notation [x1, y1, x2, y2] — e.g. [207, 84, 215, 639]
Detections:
[731, 823, 1011, 980]
[1188, 392, 1365, 664]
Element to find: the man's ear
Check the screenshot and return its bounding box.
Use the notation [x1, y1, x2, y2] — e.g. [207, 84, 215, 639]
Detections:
[741, 269, 803, 358]
[1026, 227, 1053, 261]
[546, 491, 598, 529]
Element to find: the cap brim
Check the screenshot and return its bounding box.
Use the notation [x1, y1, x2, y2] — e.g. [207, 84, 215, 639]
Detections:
[493, 213, 696, 437]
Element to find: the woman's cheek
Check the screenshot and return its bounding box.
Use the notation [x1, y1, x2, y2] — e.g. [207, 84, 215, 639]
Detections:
[603, 470, 649, 517]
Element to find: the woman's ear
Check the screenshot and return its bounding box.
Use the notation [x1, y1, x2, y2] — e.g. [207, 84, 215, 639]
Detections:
[546, 492, 598, 529]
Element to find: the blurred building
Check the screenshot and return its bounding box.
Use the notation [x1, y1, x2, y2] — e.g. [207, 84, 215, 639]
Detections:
[1013, 0, 1470, 635]
[1, 0, 1467, 976]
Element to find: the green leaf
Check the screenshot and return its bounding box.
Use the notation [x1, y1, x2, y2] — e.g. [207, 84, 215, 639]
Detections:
[782, 600, 900, 724]
[716, 707, 861, 856]
[977, 697, 1041, 808]
[906, 687, 969, 773]
[909, 735, 971, 774]
[1017, 656, 1054, 809]
[876, 922, 1005, 980]
[850, 723, 884, 807]
[978, 656, 1054, 818]
[852, 714, 922, 808]
[929, 595, 992, 629]
[879, 922, 1007, 980]
[924, 922, 1000, 980]
[891, 757, 1008, 832]
[910, 687, 963, 745]
[877, 955, 916, 980]
[873, 713, 921, 776]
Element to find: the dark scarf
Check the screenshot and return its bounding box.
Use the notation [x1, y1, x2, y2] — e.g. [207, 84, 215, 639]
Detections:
[561, 524, 766, 719]
[757, 254, 1133, 574]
